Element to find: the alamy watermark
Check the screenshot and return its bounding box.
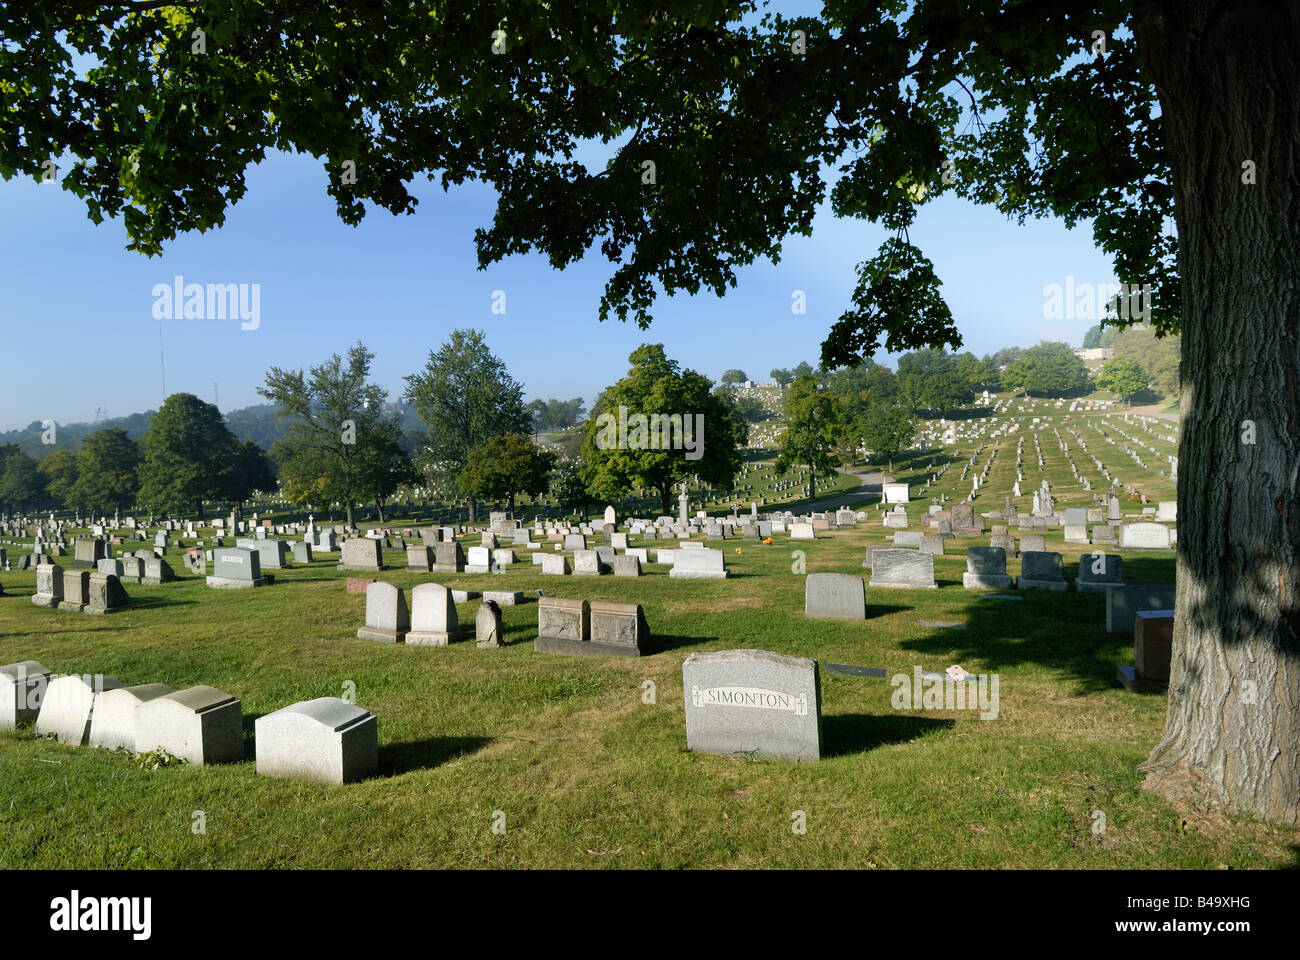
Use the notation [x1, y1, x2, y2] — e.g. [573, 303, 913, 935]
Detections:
[152, 275, 260, 330]
[1042, 278, 1152, 323]
[592, 406, 705, 461]
[890, 666, 1000, 720]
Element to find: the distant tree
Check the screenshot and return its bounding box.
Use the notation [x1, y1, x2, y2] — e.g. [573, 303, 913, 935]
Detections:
[719, 369, 748, 385]
[858, 403, 916, 473]
[458, 433, 557, 516]
[1096, 356, 1151, 406]
[223, 440, 278, 518]
[897, 349, 973, 413]
[404, 329, 531, 523]
[769, 367, 794, 386]
[70, 428, 141, 516]
[582, 344, 743, 515]
[259, 342, 396, 529]
[354, 418, 418, 522]
[552, 458, 594, 519]
[991, 346, 1023, 371]
[791, 361, 815, 379]
[1082, 324, 1104, 349]
[824, 362, 899, 420]
[37, 449, 79, 508]
[1002, 342, 1093, 396]
[774, 374, 844, 503]
[138, 393, 241, 521]
[0, 445, 44, 513]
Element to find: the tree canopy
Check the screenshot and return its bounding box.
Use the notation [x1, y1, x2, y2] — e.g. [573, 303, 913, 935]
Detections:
[259, 342, 401, 528]
[774, 373, 844, 502]
[138, 393, 242, 520]
[1001, 342, 1092, 396]
[581, 344, 743, 515]
[404, 329, 530, 522]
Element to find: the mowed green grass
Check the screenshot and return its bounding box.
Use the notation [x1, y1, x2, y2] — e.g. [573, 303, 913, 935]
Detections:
[1, 519, 1295, 869]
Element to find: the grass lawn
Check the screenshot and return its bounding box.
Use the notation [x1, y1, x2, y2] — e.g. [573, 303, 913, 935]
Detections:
[1, 517, 1294, 869]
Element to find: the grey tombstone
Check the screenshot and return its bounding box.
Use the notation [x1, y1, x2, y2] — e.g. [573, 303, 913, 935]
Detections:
[465, 546, 492, 574]
[36, 674, 125, 744]
[868, 549, 936, 588]
[1076, 552, 1124, 592]
[1117, 522, 1172, 551]
[338, 537, 386, 572]
[87, 683, 174, 751]
[612, 554, 642, 577]
[432, 541, 464, 573]
[989, 533, 1017, 555]
[683, 649, 822, 762]
[1064, 507, 1088, 526]
[73, 537, 105, 569]
[207, 547, 267, 588]
[475, 599, 504, 648]
[563, 533, 588, 552]
[0, 661, 52, 728]
[1017, 551, 1068, 591]
[540, 553, 570, 575]
[32, 562, 64, 608]
[291, 541, 314, 565]
[585, 601, 651, 657]
[1105, 585, 1177, 636]
[134, 685, 243, 765]
[254, 538, 290, 570]
[1019, 534, 1047, 554]
[1108, 495, 1122, 521]
[893, 530, 923, 548]
[805, 573, 866, 620]
[790, 522, 816, 539]
[357, 581, 409, 643]
[669, 547, 729, 579]
[1091, 524, 1116, 546]
[255, 697, 377, 784]
[482, 590, 524, 606]
[611, 533, 629, 550]
[142, 557, 176, 584]
[406, 582, 460, 645]
[85, 572, 129, 614]
[962, 547, 1012, 590]
[573, 549, 606, 576]
[919, 535, 946, 556]
[535, 598, 592, 655]
[1063, 524, 1090, 543]
[59, 570, 91, 612]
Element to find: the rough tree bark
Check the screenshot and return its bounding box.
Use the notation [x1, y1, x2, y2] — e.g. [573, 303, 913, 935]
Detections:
[1133, 0, 1300, 825]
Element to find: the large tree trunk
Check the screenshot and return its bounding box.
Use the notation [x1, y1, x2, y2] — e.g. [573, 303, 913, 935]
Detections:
[1133, 0, 1300, 825]
[345, 500, 356, 529]
[808, 464, 817, 502]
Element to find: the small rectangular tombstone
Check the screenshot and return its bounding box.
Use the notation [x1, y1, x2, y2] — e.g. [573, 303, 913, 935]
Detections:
[134, 685, 243, 765]
[255, 697, 378, 784]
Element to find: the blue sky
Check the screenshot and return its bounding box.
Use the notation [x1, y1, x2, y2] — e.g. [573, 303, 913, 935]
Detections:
[0, 143, 1117, 433]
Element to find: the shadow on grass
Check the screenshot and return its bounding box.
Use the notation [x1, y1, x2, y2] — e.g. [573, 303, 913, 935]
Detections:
[380, 735, 492, 774]
[650, 633, 718, 653]
[126, 596, 199, 610]
[899, 590, 1134, 694]
[822, 713, 955, 757]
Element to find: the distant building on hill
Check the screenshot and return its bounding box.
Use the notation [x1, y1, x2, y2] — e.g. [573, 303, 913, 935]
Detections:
[1074, 347, 1115, 362]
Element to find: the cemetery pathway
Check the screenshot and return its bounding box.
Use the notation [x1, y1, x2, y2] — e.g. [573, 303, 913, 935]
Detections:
[750, 462, 884, 512]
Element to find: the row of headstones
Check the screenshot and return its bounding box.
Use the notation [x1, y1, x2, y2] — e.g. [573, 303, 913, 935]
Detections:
[818, 547, 1138, 599]
[0, 663, 377, 784]
[356, 581, 650, 658]
[30, 564, 130, 613]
